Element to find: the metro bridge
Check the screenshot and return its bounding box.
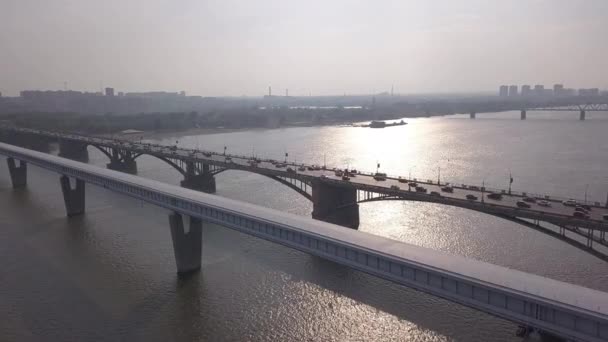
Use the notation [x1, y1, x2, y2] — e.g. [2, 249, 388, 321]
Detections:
[1, 142, 608, 341]
[2, 126, 608, 263]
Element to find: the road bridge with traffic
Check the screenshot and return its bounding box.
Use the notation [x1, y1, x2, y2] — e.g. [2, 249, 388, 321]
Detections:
[2, 126, 608, 263]
[1, 141, 608, 342]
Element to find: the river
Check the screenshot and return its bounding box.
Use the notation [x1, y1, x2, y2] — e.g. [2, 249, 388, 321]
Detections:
[1, 111, 608, 341]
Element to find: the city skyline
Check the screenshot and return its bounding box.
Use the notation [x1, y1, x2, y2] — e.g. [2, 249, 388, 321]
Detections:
[1, 0, 608, 97]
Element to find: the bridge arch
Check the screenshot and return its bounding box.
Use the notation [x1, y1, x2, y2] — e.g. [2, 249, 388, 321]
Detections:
[212, 168, 312, 201]
[84, 144, 113, 160]
[131, 153, 187, 176]
[358, 195, 608, 261]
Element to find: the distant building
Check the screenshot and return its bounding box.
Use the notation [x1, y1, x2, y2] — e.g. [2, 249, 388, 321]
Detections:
[105, 87, 114, 97]
[579, 88, 599, 97]
[553, 84, 564, 96]
[499, 85, 508, 97]
[534, 85, 545, 97]
[508, 85, 518, 96]
[521, 85, 532, 96]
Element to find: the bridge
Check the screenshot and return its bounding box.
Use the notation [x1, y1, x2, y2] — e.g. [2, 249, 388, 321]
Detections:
[469, 103, 608, 120]
[1, 141, 607, 342]
[2, 126, 608, 263]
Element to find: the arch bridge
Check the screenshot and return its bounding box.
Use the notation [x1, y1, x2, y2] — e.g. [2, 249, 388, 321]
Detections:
[2, 126, 608, 263]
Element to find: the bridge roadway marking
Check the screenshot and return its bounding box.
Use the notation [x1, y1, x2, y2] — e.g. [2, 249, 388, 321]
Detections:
[6, 127, 608, 231]
[2, 142, 608, 341]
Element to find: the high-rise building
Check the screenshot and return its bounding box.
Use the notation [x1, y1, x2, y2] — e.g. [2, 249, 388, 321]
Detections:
[499, 85, 508, 97]
[521, 85, 532, 96]
[553, 84, 564, 97]
[105, 87, 114, 97]
[579, 88, 600, 97]
[508, 85, 518, 96]
[534, 85, 545, 97]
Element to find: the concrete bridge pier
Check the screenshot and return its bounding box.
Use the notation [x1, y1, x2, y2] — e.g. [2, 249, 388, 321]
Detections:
[59, 140, 89, 161]
[60, 175, 85, 217]
[580, 110, 586, 121]
[180, 163, 216, 193]
[470, 112, 476, 119]
[7, 157, 27, 188]
[311, 180, 359, 229]
[106, 149, 137, 174]
[520, 110, 527, 120]
[169, 212, 203, 274]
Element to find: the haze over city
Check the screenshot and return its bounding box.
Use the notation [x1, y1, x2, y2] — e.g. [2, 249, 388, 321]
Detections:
[2, 0, 608, 97]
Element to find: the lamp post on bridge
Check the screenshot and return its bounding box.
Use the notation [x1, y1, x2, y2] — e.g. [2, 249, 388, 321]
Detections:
[584, 184, 589, 204]
[437, 166, 441, 185]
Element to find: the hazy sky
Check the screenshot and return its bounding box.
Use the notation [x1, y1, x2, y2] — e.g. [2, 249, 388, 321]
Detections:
[1, 0, 607, 96]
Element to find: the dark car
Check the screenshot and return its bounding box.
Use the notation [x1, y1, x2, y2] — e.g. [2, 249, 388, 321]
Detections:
[415, 186, 427, 193]
[466, 194, 478, 201]
[516, 201, 531, 208]
[487, 193, 502, 200]
[430, 191, 441, 197]
[441, 186, 454, 193]
[573, 211, 589, 219]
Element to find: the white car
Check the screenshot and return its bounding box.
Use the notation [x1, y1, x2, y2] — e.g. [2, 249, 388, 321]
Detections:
[538, 200, 551, 207]
[562, 199, 577, 207]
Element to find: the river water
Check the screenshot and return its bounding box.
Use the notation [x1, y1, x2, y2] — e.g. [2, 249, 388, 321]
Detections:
[1, 111, 608, 341]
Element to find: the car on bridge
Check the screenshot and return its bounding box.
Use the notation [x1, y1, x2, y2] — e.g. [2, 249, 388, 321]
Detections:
[390, 185, 400, 190]
[487, 193, 502, 200]
[573, 211, 589, 219]
[516, 201, 531, 208]
[466, 194, 478, 201]
[441, 186, 454, 193]
[342, 175, 350, 181]
[538, 200, 551, 207]
[430, 191, 441, 197]
[374, 173, 387, 181]
[562, 199, 577, 207]
[415, 186, 427, 193]
[409, 182, 418, 187]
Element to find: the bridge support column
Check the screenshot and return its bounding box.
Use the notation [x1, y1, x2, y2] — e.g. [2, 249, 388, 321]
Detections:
[60, 175, 85, 217]
[580, 110, 586, 121]
[180, 163, 216, 193]
[58, 140, 89, 161]
[311, 180, 359, 229]
[107, 158, 138, 174]
[470, 112, 476, 119]
[520, 110, 527, 120]
[169, 212, 202, 274]
[7, 157, 27, 189]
